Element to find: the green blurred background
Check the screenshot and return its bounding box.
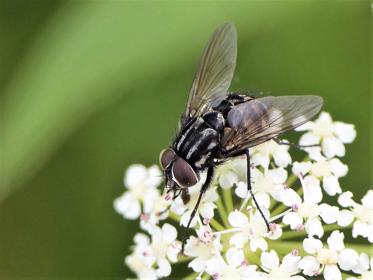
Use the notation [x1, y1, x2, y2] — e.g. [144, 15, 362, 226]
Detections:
[0, 0, 371, 277]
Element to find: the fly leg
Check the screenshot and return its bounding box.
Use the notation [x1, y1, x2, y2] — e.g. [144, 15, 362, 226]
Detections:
[245, 149, 270, 231]
[180, 166, 214, 255]
[273, 137, 319, 150]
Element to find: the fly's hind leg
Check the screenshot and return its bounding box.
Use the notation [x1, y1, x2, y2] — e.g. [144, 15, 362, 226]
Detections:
[273, 137, 319, 150]
[245, 149, 271, 231]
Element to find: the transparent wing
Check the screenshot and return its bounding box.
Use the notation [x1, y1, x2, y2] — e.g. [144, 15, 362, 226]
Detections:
[183, 22, 237, 125]
[221, 95, 323, 156]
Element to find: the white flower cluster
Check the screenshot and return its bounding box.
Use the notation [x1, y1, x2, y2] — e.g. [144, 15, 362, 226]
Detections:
[114, 112, 372, 280]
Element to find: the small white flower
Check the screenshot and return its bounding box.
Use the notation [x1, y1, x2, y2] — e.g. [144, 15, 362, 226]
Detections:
[215, 156, 247, 189]
[171, 179, 218, 228]
[347, 256, 373, 280]
[114, 164, 162, 219]
[205, 247, 260, 279]
[126, 224, 180, 278]
[292, 157, 348, 196]
[299, 231, 359, 280]
[260, 250, 304, 279]
[125, 233, 157, 280]
[337, 190, 373, 242]
[149, 223, 181, 277]
[282, 175, 338, 238]
[140, 191, 172, 233]
[228, 209, 269, 252]
[185, 225, 222, 272]
[251, 139, 292, 169]
[296, 112, 356, 158]
[235, 167, 288, 209]
[351, 253, 370, 274]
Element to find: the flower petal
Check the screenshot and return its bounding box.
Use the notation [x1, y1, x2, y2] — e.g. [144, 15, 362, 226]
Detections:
[281, 253, 301, 274]
[261, 250, 279, 270]
[156, 258, 172, 277]
[162, 223, 177, 244]
[283, 212, 303, 230]
[228, 210, 249, 228]
[323, 176, 342, 196]
[329, 158, 348, 178]
[188, 257, 206, 272]
[303, 236, 323, 254]
[299, 132, 320, 146]
[324, 264, 341, 280]
[298, 256, 320, 276]
[303, 176, 322, 204]
[333, 122, 356, 144]
[273, 149, 292, 168]
[292, 161, 312, 178]
[337, 210, 354, 227]
[322, 137, 345, 158]
[230, 232, 247, 248]
[114, 193, 141, 219]
[124, 164, 147, 188]
[305, 218, 324, 238]
[327, 231, 344, 252]
[250, 237, 268, 252]
[338, 191, 354, 207]
[226, 247, 244, 268]
[361, 190, 373, 209]
[319, 203, 339, 224]
[235, 182, 249, 199]
[219, 170, 238, 189]
[338, 249, 359, 271]
[268, 168, 287, 184]
[352, 253, 370, 274]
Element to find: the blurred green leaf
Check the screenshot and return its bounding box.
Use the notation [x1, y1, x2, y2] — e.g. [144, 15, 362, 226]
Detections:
[1, 1, 281, 201]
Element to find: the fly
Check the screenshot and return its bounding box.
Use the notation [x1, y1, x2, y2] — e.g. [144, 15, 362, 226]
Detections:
[159, 23, 323, 253]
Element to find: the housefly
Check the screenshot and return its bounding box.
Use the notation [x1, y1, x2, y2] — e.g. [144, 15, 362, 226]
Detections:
[159, 23, 323, 253]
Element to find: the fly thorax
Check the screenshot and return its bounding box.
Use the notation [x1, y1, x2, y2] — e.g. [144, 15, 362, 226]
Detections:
[202, 111, 225, 132]
[176, 115, 222, 168]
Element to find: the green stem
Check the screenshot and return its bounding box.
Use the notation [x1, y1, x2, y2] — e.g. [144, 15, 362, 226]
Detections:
[286, 173, 298, 187]
[168, 211, 180, 222]
[216, 197, 229, 227]
[210, 218, 225, 231]
[178, 256, 193, 263]
[269, 240, 306, 255]
[270, 203, 290, 217]
[223, 188, 234, 214]
[183, 272, 198, 280]
[281, 224, 352, 240]
[243, 246, 261, 266]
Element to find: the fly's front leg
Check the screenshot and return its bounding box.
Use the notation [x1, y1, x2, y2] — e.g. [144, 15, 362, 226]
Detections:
[245, 149, 270, 231]
[180, 166, 214, 255]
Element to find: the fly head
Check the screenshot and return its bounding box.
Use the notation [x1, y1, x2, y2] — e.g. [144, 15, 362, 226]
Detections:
[159, 148, 199, 191]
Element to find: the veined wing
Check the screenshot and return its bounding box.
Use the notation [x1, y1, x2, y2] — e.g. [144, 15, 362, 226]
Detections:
[182, 23, 237, 126]
[221, 95, 323, 156]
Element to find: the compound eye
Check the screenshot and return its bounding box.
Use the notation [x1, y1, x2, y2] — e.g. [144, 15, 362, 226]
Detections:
[172, 158, 198, 188]
[159, 148, 177, 169]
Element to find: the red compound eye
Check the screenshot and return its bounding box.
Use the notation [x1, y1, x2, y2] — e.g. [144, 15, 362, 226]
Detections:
[172, 157, 198, 188]
[159, 148, 176, 169]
